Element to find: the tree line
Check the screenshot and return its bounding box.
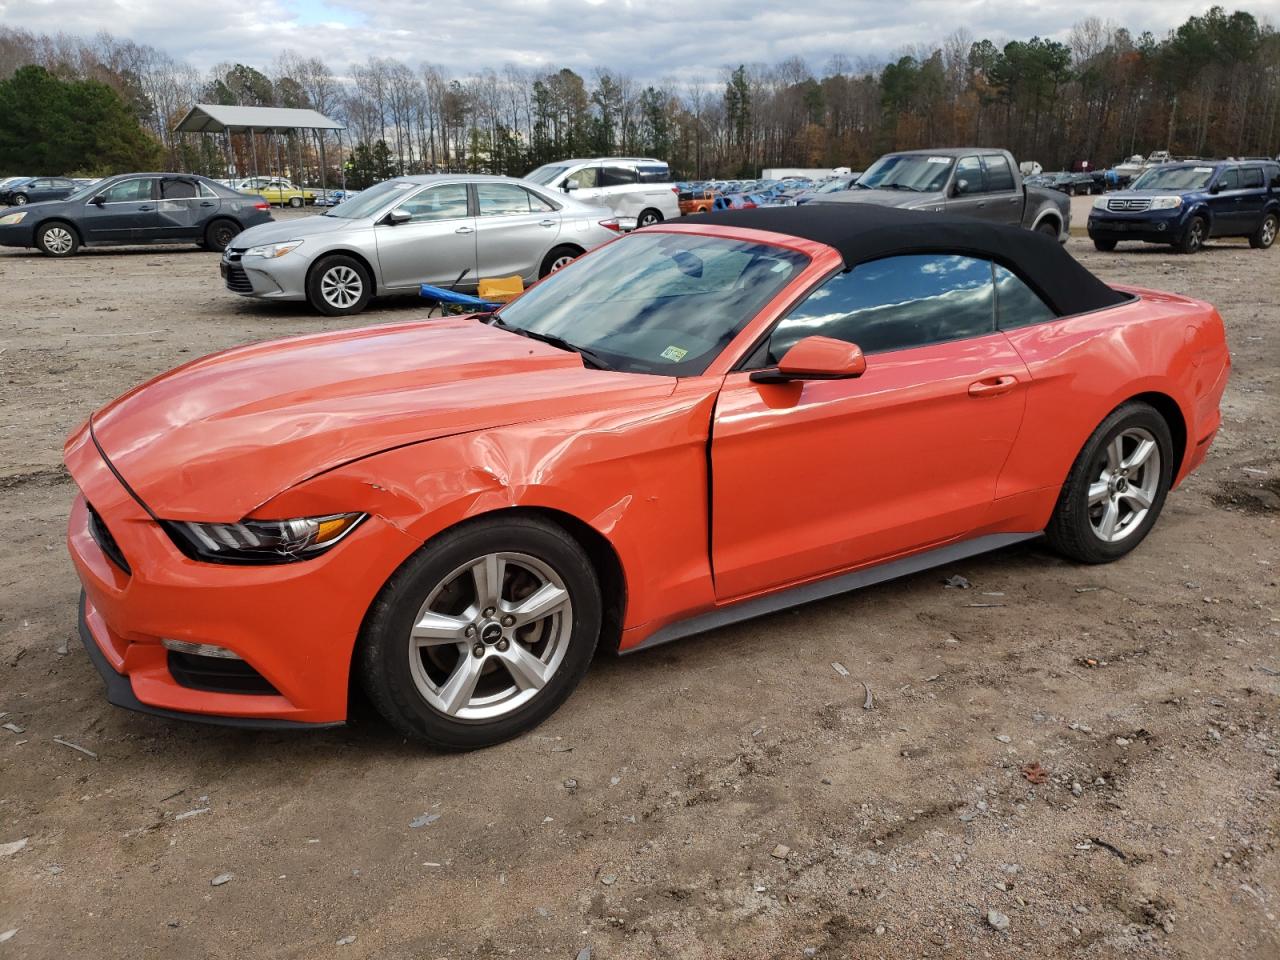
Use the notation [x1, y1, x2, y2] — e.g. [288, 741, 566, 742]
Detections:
[0, 6, 1276, 187]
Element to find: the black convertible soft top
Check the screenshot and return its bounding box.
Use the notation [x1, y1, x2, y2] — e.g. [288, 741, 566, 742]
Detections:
[693, 204, 1128, 317]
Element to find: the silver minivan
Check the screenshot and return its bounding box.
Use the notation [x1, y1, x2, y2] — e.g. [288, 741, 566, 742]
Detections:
[525, 158, 681, 227]
[221, 174, 621, 316]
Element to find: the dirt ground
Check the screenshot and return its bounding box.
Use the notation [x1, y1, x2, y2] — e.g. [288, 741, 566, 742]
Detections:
[0, 210, 1277, 960]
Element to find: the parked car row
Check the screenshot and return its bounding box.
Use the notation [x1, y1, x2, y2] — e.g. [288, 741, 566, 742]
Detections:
[1026, 170, 1106, 196]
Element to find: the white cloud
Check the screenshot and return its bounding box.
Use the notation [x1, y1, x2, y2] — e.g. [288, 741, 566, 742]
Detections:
[3, 0, 1275, 82]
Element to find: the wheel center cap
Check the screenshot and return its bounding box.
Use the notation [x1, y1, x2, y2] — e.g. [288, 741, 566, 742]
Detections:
[1115, 477, 1129, 493]
[480, 622, 503, 645]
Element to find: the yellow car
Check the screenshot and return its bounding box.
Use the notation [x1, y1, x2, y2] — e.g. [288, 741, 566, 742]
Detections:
[235, 177, 316, 208]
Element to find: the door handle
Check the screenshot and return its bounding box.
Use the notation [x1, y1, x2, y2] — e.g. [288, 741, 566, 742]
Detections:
[975, 202, 986, 209]
[200, 201, 215, 207]
[138, 205, 153, 211]
[539, 219, 556, 227]
[968, 375, 1019, 398]
[455, 226, 474, 235]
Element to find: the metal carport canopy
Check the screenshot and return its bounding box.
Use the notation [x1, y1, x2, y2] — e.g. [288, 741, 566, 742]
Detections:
[174, 104, 344, 134]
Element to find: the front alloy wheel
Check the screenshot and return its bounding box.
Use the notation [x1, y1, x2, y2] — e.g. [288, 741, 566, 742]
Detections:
[359, 516, 601, 748]
[307, 255, 372, 316]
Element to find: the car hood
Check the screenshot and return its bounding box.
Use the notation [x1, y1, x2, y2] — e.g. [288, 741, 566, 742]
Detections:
[87, 318, 677, 521]
[230, 214, 370, 247]
[810, 189, 933, 209]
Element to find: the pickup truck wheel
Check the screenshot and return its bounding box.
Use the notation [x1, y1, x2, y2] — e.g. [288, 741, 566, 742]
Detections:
[1036, 220, 1060, 239]
[358, 515, 602, 749]
[1092, 238, 1117, 252]
[289, 196, 304, 208]
[1046, 402, 1172, 564]
[1249, 212, 1277, 250]
[1178, 216, 1207, 254]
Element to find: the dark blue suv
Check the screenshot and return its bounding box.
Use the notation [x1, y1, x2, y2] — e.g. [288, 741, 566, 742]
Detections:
[1088, 159, 1280, 254]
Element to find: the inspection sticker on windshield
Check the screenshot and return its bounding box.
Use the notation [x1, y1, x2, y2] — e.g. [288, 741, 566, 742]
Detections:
[660, 346, 688, 362]
[927, 156, 951, 163]
[1194, 167, 1214, 173]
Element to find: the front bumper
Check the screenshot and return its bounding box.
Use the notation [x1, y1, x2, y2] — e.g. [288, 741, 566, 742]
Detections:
[1087, 210, 1186, 244]
[65, 425, 418, 728]
[220, 249, 309, 300]
[0, 221, 35, 248]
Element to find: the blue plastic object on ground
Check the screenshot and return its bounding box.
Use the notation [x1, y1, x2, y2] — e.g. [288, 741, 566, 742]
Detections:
[419, 283, 500, 311]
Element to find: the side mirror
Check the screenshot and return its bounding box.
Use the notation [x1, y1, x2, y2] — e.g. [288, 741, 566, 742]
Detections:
[385, 207, 412, 225]
[750, 336, 867, 384]
[563, 180, 578, 192]
[952, 179, 970, 197]
[90, 195, 106, 207]
[1209, 181, 1225, 195]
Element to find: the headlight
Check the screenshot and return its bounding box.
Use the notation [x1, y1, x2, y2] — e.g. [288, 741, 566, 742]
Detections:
[1092, 197, 1108, 210]
[163, 513, 365, 564]
[0, 211, 27, 225]
[1150, 196, 1182, 210]
[244, 240, 304, 259]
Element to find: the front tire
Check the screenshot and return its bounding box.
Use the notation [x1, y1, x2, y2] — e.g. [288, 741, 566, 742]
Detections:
[1249, 212, 1277, 250]
[307, 254, 372, 316]
[36, 222, 79, 257]
[12, 194, 28, 206]
[358, 515, 602, 749]
[1177, 216, 1207, 254]
[1036, 220, 1060, 239]
[1092, 238, 1117, 252]
[1045, 402, 1173, 564]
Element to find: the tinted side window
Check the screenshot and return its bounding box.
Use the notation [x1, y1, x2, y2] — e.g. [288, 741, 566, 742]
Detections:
[1268, 164, 1280, 188]
[564, 166, 599, 189]
[982, 155, 1016, 192]
[161, 179, 197, 200]
[1217, 169, 1240, 190]
[766, 254, 996, 362]
[994, 265, 1056, 329]
[600, 165, 638, 187]
[100, 179, 153, 203]
[400, 183, 469, 222]
[637, 165, 669, 183]
[30, 179, 51, 189]
[954, 157, 983, 195]
[1241, 167, 1264, 189]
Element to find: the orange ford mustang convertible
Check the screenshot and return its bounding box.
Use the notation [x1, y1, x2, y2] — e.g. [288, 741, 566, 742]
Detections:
[66, 206, 1230, 748]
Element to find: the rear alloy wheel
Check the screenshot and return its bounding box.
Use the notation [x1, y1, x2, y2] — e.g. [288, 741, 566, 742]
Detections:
[289, 196, 304, 208]
[36, 222, 78, 257]
[307, 255, 372, 316]
[540, 245, 581, 277]
[204, 219, 239, 253]
[1046, 402, 1173, 564]
[1249, 212, 1277, 250]
[637, 208, 663, 228]
[12, 194, 28, 206]
[359, 516, 601, 749]
[1178, 216, 1207, 254]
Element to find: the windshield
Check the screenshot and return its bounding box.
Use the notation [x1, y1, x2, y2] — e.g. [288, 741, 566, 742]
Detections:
[1131, 166, 1217, 191]
[494, 232, 809, 376]
[323, 179, 418, 218]
[815, 177, 852, 194]
[65, 178, 111, 202]
[857, 155, 954, 192]
[525, 164, 570, 186]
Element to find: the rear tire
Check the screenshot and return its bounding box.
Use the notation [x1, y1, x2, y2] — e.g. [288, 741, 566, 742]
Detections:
[637, 208, 663, 228]
[1036, 220, 1060, 239]
[358, 515, 602, 749]
[539, 245, 582, 278]
[1045, 402, 1173, 564]
[307, 254, 372, 316]
[204, 219, 240, 253]
[1248, 212, 1277, 250]
[1092, 238, 1117, 252]
[35, 222, 79, 257]
[1177, 216, 1207, 254]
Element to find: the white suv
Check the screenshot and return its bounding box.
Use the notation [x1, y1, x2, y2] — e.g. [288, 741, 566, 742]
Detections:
[525, 158, 680, 227]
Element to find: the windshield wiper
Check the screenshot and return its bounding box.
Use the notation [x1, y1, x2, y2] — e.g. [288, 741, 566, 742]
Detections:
[490, 317, 611, 370]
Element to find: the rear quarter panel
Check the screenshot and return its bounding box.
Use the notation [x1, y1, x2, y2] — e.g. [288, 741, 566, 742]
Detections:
[998, 287, 1229, 513]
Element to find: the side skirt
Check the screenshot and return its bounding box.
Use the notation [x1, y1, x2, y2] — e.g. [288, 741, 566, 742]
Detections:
[622, 532, 1041, 655]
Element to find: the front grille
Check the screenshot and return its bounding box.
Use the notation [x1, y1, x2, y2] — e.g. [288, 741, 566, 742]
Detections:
[223, 263, 252, 293]
[1108, 198, 1152, 213]
[167, 651, 279, 695]
[87, 503, 130, 574]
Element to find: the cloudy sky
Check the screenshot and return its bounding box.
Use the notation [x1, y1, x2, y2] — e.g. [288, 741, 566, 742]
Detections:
[4, 0, 1278, 80]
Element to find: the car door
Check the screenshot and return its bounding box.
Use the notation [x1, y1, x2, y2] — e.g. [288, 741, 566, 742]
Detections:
[81, 177, 159, 241]
[26, 179, 55, 202]
[1235, 167, 1267, 234]
[473, 182, 560, 282]
[563, 164, 604, 208]
[194, 180, 223, 229]
[155, 177, 202, 239]
[944, 156, 992, 219]
[596, 164, 641, 218]
[980, 154, 1024, 224]
[1207, 168, 1241, 235]
[373, 181, 477, 290]
[709, 254, 1029, 601]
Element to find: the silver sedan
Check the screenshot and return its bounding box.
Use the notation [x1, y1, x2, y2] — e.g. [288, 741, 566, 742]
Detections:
[221, 174, 622, 315]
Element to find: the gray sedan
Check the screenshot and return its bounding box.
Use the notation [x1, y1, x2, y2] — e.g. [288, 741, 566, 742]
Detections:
[222, 174, 622, 315]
